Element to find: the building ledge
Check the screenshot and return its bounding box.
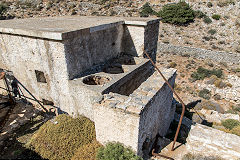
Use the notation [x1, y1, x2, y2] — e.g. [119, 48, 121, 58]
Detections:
[0, 16, 160, 40]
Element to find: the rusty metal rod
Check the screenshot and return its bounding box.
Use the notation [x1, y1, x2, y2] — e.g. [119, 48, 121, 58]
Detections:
[2, 73, 15, 105]
[0, 86, 57, 108]
[143, 51, 185, 151]
[14, 78, 48, 112]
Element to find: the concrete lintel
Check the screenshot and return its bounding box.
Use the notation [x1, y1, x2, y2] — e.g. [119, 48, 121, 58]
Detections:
[124, 19, 160, 26]
[0, 27, 63, 40]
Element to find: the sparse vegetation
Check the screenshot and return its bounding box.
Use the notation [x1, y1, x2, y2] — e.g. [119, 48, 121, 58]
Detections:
[194, 10, 206, 19]
[157, 1, 195, 25]
[16, 0, 39, 9]
[27, 114, 96, 160]
[139, 2, 156, 17]
[191, 67, 223, 81]
[221, 119, 240, 130]
[168, 62, 177, 68]
[207, 2, 213, 8]
[213, 119, 240, 137]
[226, 105, 240, 114]
[96, 142, 143, 160]
[198, 89, 211, 100]
[0, 2, 7, 16]
[194, 100, 224, 113]
[214, 79, 232, 88]
[212, 14, 221, 20]
[208, 29, 217, 35]
[217, 0, 235, 7]
[231, 126, 240, 136]
[203, 16, 212, 24]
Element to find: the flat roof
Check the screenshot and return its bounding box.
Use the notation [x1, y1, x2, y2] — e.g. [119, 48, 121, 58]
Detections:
[0, 16, 160, 40]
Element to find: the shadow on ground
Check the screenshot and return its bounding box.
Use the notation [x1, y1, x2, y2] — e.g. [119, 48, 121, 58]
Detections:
[0, 112, 51, 159]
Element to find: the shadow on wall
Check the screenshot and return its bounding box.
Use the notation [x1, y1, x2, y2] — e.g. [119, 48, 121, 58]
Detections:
[0, 69, 67, 115]
[64, 23, 159, 80]
[143, 99, 213, 159]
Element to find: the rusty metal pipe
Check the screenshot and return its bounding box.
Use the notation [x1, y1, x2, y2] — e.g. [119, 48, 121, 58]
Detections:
[1, 72, 15, 105]
[15, 78, 48, 112]
[143, 51, 185, 151]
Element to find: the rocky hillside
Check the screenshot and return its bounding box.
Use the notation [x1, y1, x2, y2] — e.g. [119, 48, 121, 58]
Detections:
[0, 0, 239, 54]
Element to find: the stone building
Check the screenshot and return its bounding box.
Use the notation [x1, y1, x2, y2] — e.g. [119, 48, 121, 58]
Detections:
[0, 16, 176, 156]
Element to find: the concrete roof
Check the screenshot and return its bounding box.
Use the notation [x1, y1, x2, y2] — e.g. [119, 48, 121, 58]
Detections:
[0, 16, 160, 40]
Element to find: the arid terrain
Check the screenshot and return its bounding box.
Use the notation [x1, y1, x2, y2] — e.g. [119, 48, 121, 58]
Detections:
[0, 0, 240, 160]
[1, 0, 240, 54]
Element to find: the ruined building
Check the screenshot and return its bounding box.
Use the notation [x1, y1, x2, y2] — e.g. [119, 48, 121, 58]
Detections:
[0, 16, 176, 156]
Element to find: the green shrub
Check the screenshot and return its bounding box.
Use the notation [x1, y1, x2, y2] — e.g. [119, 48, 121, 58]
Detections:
[198, 89, 211, 100]
[194, 10, 206, 19]
[139, 2, 156, 17]
[71, 140, 102, 160]
[157, 1, 195, 25]
[191, 67, 223, 81]
[27, 114, 96, 160]
[208, 29, 217, 35]
[0, 3, 7, 16]
[203, 16, 212, 24]
[222, 119, 240, 130]
[96, 142, 143, 160]
[226, 105, 240, 114]
[168, 62, 177, 68]
[202, 36, 211, 41]
[212, 14, 221, 20]
[207, 2, 213, 8]
[232, 105, 240, 112]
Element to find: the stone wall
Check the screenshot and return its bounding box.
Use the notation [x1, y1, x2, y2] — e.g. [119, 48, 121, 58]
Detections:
[186, 124, 240, 159]
[64, 24, 124, 80]
[138, 72, 176, 156]
[144, 21, 160, 62]
[93, 68, 176, 156]
[158, 43, 240, 64]
[0, 34, 74, 114]
[122, 25, 145, 57]
[0, 17, 160, 121]
[123, 21, 160, 61]
[93, 102, 140, 151]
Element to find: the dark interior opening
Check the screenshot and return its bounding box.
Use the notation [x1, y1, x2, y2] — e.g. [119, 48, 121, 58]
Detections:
[104, 62, 153, 96]
[83, 75, 110, 85]
[35, 70, 47, 83]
